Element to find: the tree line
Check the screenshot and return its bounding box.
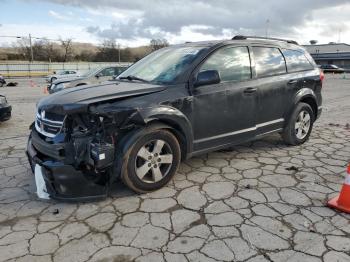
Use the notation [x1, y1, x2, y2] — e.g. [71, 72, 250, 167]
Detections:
[4, 38, 169, 63]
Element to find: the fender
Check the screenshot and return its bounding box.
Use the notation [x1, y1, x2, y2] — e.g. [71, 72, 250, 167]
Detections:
[139, 105, 194, 157]
[113, 121, 189, 181]
[294, 88, 317, 104]
[284, 88, 318, 122]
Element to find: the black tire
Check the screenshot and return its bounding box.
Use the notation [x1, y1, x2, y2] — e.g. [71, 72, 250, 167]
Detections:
[50, 77, 57, 83]
[121, 128, 181, 193]
[282, 102, 315, 145]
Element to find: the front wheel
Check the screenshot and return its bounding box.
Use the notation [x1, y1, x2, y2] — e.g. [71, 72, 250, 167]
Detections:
[121, 129, 181, 193]
[282, 103, 314, 145]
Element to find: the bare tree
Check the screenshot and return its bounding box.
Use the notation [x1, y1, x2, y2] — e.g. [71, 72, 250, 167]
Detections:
[150, 39, 169, 51]
[42, 39, 55, 62]
[309, 40, 318, 45]
[60, 38, 74, 62]
[15, 37, 31, 61]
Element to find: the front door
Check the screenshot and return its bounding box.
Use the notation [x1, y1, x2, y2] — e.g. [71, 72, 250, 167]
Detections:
[192, 46, 256, 152]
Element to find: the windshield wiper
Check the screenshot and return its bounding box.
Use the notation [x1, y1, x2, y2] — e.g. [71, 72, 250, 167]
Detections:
[119, 75, 149, 83]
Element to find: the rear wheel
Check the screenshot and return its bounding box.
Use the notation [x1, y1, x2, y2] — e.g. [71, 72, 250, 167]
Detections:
[282, 102, 314, 145]
[121, 129, 181, 193]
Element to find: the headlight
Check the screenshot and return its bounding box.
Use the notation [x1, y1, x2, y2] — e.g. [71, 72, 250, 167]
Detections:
[0, 96, 7, 104]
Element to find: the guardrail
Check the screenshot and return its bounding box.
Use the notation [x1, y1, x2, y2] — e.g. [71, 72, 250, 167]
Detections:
[0, 61, 132, 77]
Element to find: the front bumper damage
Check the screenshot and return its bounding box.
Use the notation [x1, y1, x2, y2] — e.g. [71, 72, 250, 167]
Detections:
[26, 128, 111, 201]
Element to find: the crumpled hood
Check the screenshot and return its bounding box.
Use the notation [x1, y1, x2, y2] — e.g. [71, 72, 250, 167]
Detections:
[38, 81, 166, 114]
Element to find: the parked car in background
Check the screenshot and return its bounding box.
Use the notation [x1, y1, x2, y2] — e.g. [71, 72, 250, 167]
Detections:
[45, 70, 80, 83]
[27, 35, 323, 200]
[0, 95, 11, 121]
[0, 75, 6, 87]
[48, 66, 125, 94]
[320, 64, 345, 74]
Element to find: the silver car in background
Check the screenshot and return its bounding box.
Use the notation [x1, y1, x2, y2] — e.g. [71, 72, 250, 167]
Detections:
[48, 66, 125, 94]
[45, 70, 81, 83]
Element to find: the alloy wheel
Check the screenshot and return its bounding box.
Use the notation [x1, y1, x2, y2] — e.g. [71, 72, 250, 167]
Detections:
[295, 110, 311, 139]
[135, 139, 173, 183]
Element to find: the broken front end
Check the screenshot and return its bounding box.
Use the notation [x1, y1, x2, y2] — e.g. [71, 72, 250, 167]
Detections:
[26, 106, 140, 200]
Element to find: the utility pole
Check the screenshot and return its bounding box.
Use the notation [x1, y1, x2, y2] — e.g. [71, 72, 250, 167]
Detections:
[29, 33, 34, 62]
[265, 19, 270, 38]
[118, 43, 121, 63]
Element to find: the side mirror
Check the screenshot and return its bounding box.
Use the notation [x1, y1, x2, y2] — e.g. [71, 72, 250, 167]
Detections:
[95, 73, 103, 78]
[194, 70, 220, 87]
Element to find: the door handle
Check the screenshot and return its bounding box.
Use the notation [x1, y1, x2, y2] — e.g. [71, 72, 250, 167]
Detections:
[243, 87, 257, 94]
[287, 79, 298, 84]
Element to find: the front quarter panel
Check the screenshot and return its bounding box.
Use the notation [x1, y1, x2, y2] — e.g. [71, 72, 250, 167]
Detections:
[139, 105, 194, 156]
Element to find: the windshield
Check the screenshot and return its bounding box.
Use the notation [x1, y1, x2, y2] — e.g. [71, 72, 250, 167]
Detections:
[118, 46, 208, 84]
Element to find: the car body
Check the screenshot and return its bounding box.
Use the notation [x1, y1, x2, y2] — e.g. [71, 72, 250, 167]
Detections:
[0, 95, 12, 121]
[0, 75, 6, 87]
[48, 66, 126, 94]
[45, 70, 80, 83]
[27, 36, 323, 200]
[320, 64, 345, 73]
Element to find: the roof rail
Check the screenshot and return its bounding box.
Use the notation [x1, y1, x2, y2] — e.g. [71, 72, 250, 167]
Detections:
[232, 35, 299, 45]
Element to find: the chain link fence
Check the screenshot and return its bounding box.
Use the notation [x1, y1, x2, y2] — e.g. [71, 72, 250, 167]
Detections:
[0, 61, 132, 77]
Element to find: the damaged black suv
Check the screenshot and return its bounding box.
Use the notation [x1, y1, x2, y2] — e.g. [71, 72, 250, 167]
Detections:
[27, 36, 323, 200]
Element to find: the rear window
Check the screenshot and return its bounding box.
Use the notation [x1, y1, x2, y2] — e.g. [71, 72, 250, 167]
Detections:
[282, 49, 314, 72]
[252, 47, 286, 77]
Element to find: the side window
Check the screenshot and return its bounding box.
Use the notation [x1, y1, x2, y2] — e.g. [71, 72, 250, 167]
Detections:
[113, 67, 121, 75]
[200, 46, 251, 82]
[282, 49, 314, 72]
[100, 68, 115, 76]
[252, 47, 286, 77]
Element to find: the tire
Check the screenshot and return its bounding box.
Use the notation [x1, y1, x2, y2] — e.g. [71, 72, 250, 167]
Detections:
[50, 77, 57, 83]
[282, 102, 315, 145]
[121, 128, 181, 193]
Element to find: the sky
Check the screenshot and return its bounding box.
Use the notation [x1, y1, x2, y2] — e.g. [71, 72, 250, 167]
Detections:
[0, 0, 350, 47]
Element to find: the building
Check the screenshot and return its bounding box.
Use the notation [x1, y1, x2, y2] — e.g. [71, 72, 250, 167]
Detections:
[303, 43, 350, 69]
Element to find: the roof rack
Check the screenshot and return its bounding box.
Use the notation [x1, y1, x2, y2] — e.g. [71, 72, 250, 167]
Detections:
[232, 35, 299, 45]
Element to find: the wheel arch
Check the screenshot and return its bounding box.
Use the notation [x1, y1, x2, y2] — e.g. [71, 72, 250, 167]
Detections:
[139, 106, 193, 160]
[286, 88, 319, 122]
[76, 83, 87, 86]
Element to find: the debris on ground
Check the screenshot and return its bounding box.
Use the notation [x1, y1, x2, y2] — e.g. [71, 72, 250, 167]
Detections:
[52, 209, 59, 215]
[6, 82, 18, 86]
[286, 166, 299, 172]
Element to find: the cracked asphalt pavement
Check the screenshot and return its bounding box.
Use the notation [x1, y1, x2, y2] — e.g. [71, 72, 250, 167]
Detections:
[0, 76, 349, 262]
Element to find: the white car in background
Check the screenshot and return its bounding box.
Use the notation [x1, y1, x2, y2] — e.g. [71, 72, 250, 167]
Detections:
[45, 70, 81, 83]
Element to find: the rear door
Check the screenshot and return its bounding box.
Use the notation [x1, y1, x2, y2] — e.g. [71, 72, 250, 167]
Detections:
[250, 46, 288, 134]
